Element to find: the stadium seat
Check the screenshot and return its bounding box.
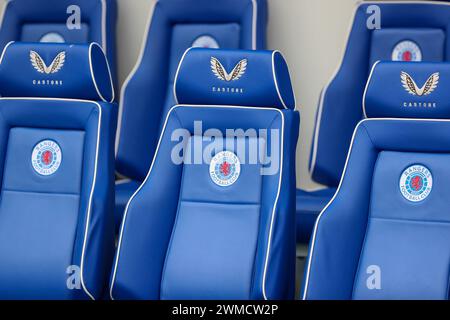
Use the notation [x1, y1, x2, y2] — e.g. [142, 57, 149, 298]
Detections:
[114, 0, 268, 230]
[297, 1, 450, 243]
[0, 0, 117, 84]
[0, 42, 116, 299]
[302, 61, 450, 300]
[110, 48, 298, 300]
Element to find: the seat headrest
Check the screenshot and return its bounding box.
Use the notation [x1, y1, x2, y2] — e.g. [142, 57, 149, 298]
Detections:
[363, 61, 450, 119]
[0, 42, 114, 102]
[174, 48, 296, 110]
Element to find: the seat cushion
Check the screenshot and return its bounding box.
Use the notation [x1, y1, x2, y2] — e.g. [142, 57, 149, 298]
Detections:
[115, 180, 141, 230]
[296, 188, 335, 243]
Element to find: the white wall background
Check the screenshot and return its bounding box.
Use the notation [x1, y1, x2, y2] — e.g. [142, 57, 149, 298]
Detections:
[0, 0, 360, 189]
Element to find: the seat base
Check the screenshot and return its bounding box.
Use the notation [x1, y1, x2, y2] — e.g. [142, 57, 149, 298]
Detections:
[296, 188, 336, 243]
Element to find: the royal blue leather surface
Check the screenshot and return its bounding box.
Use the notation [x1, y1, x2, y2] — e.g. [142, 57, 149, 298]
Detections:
[0, 0, 117, 85]
[296, 1, 450, 244]
[110, 103, 298, 300]
[295, 188, 335, 243]
[309, 2, 450, 187]
[175, 48, 295, 110]
[0, 43, 117, 300]
[303, 118, 450, 300]
[0, 99, 116, 300]
[0, 42, 114, 102]
[364, 62, 450, 119]
[114, 180, 140, 230]
[116, 0, 268, 187]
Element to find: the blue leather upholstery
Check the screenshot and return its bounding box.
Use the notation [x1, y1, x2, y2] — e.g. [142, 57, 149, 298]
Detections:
[297, 1, 450, 243]
[0, 43, 116, 300]
[0, 42, 114, 102]
[303, 62, 450, 300]
[110, 49, 298, 300]
[115, 0, 268, 227]
[0, 0, 117, 85]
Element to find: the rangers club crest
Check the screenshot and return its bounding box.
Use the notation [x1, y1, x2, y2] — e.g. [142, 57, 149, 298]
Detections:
[392, 41, 422, 62]
[31, 140, 62, 176]
[192, 35, 220, 49]
[399, 165, 433, 202]
[209, 151, 241, 187]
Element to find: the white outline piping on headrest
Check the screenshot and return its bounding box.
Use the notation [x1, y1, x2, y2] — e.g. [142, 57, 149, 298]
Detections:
[308, 0, 450, 180]
[172, 49, 296, 110]
[0, 97, 103, 301]
[115, 0, 261, 162]
[173, 47, 193, 105]
[0, 40, 14, 65]
[271, 50, 296, 110]
[362, 60, 381, 119]
[110, 104, 285, 301]
[302, 116, 450, 300]
[89, 42, 115, 103]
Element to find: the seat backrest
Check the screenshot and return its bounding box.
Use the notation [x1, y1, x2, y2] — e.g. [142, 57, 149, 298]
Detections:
[310, 1, 450, 187]
[0, 42, 116, 300]
[0, 0, 117, 84]
[110, 48, 299, 300]
[115, 0, 268, 182]
[303, 62, 450, 300]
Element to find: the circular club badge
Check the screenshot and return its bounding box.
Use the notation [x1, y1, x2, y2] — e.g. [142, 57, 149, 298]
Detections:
[399, 165, 432, 202]
[192, 35, 220, 49]
[40, 32, 66, 43]
[209, 151, 241, 187]
[31, 140, 62, 176]
[392, 40, 422, 62]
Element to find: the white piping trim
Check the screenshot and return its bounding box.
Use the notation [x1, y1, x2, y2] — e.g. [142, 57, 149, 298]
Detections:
[88, 42, 115, 103]
[362, 60, 380, 119]
[110, 104, 285, 301]
[115, 0, 261, 158]
[271, 50, 295, 110]
[172, 49, 294, 111]
[302, 116, 450, 300]
[0, 40, 14, 64]
[0, 96, 102, 301]
[308, 0, 450, 178]
[172, 47, 193, 105]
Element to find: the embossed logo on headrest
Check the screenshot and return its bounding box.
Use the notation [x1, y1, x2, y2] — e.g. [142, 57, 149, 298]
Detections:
[30, 51, 66, 74]
[211, 57, 247, 82]
[401, 71, 439, 97]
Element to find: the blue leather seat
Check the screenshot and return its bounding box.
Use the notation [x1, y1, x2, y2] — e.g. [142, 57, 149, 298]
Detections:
[115, 0, 268, 230]
[297, 1, 450, 243]
[110, 48, 299, 300]
[0, 42, 116, 299]
[303, 61, 450, 300]
[0, 0, 117, 84]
